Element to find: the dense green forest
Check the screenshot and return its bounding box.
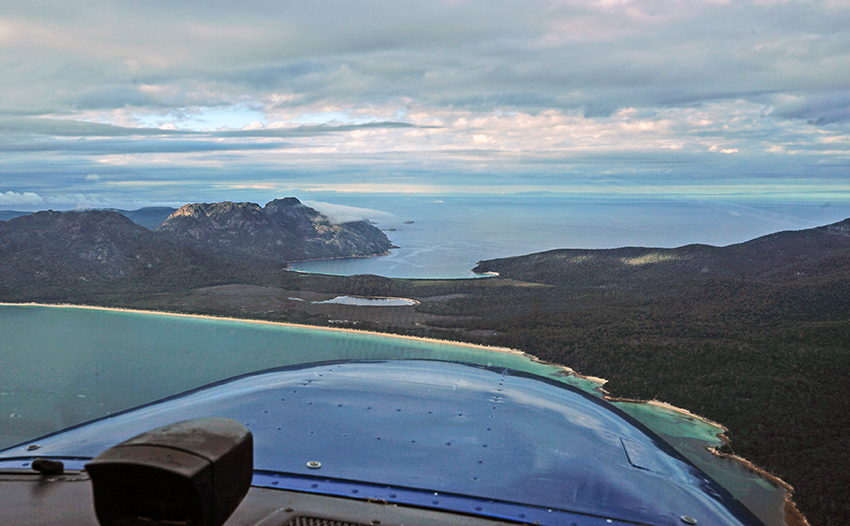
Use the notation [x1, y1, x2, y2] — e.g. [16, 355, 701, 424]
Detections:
[430, 278, 850, 526]
[30, 265, 847, 526]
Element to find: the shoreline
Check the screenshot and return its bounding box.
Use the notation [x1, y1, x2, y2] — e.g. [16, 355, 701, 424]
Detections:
[0, 301, 621, 398]
[706, 448, 811, 526]
[0, 302, 766, 428]
[284, 248, 395, 265]
[1, 300, 803, 525]
[604, 395, 730, 434]
[0, 301, 526, 358]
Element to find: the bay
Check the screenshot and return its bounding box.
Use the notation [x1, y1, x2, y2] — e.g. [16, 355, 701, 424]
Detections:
[0, 304, 787, 525]
[0, 304, 597, 447]
[290, 194, 850, 278]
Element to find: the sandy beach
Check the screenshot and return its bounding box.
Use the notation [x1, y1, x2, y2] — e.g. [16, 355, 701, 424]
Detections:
[0, 301, 527, 357]
[1, 300, 800, 526]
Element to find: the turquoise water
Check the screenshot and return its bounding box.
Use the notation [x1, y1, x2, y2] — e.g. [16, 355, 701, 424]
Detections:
[0, 304, 786, 525]
[0, 304, 595, 446]
[612, 400, 787, 524]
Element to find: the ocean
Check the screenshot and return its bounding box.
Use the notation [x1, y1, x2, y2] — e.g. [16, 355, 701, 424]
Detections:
[0, 304, 787, 524]
[290, 194, 850, 278]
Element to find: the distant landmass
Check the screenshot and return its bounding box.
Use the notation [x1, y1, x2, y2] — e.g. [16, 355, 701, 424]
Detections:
[108, 206, 177, 230]
[473, 217, 850, 285]
[0, 210, 30, 222]
[0, 207, 179, 229]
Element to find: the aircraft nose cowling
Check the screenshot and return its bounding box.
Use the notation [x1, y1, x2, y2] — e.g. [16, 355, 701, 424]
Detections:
[3, 360, 765, 526]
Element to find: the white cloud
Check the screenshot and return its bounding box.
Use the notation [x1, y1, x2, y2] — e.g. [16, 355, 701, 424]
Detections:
[0, 1, 846, 206]
[0, 191, 44, 206]
[302, 201, 395, 224]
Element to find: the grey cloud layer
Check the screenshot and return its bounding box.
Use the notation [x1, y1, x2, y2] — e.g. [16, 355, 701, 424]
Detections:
[1, 1, 849, 209]
[3, 0, 848, 118]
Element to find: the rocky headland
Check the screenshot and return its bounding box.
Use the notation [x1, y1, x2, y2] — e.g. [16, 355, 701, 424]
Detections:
[0, 198, 394, 299]
[158, 197, 394, 262]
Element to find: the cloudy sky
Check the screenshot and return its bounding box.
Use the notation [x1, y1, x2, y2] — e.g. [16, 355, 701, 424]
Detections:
[1, 0, 848, 211]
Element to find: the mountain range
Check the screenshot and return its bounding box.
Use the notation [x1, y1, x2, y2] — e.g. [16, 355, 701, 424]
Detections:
[0, 207, 177, 229]
[158, 198, 394, 262]
[0, 198, 393, 299]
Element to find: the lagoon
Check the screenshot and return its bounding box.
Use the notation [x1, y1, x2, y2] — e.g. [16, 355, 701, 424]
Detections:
[313, 296, 419, 306]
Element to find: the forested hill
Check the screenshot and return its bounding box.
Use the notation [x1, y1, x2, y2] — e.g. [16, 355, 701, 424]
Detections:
[473, 218, 850, 287]
[0, 210, 254, 297]
[0, 198, 394, 299]
[0, 207, 178, 229]
[470, 218, 850, 526]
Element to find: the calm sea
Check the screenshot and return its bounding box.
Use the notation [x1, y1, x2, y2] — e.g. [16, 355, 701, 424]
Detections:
[0, 304, 786, 524]
[290, 194, 850, 278]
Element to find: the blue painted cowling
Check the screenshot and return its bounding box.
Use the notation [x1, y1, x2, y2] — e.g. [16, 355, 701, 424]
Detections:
[0, 360, 764, 526]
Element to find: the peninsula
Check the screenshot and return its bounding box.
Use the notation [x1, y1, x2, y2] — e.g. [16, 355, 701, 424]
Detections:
[2, 211, 849, 525]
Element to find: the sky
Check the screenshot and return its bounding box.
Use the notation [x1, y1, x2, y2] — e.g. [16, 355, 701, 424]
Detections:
[1, 0, 848, 213]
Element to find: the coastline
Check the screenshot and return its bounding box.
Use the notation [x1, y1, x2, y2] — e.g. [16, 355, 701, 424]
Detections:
[604, 395, 730, 434]
[1, 300, 803, 525]
[283, 248, 395, 265]
[0, 301, 525, 357]
[0, 301, 630, 398]
[0, 302, 769, 431]
[706, 448, 811, 526]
